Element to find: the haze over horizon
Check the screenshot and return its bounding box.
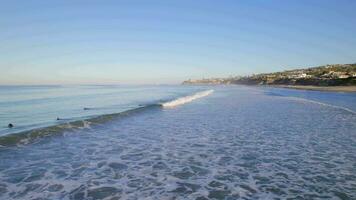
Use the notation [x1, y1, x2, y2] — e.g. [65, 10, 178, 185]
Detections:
[1, 0, 356, 85]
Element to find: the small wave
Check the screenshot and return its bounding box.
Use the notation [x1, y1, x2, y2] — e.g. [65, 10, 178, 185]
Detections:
[285, 96, 356, 114]
[0, 105, 159, 147]
[83, 107, 108, 111]
[161, 90, 214, 108]
[0, 90, 214, 147]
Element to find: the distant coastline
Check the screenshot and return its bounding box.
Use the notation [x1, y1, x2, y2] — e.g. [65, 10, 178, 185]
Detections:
[267, 85, 356, 92]
[183, 64, 356, 92]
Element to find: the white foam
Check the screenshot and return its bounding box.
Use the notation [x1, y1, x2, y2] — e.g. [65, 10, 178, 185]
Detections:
[162, 90, 214, 108]
[286, 96, 356, 114]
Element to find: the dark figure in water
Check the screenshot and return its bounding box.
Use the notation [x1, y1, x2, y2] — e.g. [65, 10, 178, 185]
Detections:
[57, 117, 60, 120]
[8, 123, 13, 128]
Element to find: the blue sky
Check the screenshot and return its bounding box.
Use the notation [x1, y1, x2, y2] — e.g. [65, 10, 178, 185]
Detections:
[1, 0, 355, 84]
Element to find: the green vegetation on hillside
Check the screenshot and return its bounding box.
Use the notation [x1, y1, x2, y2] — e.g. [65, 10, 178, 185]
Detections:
[183, 64, 356, 86]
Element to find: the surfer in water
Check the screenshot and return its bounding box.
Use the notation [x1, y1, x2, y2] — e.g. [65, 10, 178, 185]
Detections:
[8, 123, 14, 128]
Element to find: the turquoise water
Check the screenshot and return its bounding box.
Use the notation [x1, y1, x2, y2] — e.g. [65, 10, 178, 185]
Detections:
[0, 85, 355, 199]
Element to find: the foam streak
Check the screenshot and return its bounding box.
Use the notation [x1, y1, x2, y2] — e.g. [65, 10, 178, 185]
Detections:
[286, 96, 356, 114]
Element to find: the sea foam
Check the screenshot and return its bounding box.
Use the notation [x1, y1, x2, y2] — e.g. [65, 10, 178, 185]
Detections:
[286, 96, 356, 114]
[162, 90, 214, 108]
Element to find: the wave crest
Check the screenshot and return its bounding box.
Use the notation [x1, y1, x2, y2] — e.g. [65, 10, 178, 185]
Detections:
[0, 105, 159, 147]
[161, 90, 214, 108]
[0, 90, 215, 147]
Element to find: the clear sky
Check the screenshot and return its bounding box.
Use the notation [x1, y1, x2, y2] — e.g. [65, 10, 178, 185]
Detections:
[1, 0, 355, 85]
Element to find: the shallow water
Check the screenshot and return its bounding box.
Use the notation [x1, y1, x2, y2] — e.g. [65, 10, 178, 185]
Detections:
[0, 86, 355, 199]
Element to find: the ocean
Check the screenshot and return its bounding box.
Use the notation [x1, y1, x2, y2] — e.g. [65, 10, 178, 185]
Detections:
[0, 85, 355, 199]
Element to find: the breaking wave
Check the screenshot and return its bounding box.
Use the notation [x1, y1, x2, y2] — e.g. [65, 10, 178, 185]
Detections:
[0, 105, 160, 147]
[161, 90, 214, 108]
[0, 90, 214, 147]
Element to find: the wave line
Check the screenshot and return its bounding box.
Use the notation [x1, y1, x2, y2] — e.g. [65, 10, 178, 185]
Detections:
[0, 104, 159, 147]
[161, 90, 214, 108]
[285, 96, 356, 114]
[0, 90, 215, 147]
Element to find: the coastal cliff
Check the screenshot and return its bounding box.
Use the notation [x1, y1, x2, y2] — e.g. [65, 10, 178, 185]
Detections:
[183, 64, 356, 87]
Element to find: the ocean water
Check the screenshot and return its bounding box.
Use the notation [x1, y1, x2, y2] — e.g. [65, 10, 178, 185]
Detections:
[0, 85, 206, 136]
[0, 85, 355, 199]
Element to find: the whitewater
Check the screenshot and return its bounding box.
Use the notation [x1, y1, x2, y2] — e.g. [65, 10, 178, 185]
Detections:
[0, 85, 355, 199]
[162, 90, 214, 108]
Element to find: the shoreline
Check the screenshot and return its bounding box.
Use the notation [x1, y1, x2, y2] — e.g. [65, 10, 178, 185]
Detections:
[268, 85, 356, 92]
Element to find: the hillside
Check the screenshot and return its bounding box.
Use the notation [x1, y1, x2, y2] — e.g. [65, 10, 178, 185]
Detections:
[183, 64, 356, 86]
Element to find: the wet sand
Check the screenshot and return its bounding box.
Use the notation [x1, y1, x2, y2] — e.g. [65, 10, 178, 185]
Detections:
[270, 85, 356, 92]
